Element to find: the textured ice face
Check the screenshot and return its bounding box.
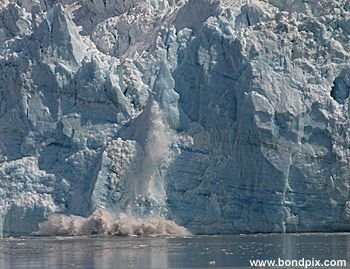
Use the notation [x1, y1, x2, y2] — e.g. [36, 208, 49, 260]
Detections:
[0, 0, 349, 236]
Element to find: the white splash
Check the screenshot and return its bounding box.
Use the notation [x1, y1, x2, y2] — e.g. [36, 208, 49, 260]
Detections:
[35, 209, 190, 236]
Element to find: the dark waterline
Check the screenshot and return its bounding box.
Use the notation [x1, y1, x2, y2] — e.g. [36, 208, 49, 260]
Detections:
[0, 233, 349, 268]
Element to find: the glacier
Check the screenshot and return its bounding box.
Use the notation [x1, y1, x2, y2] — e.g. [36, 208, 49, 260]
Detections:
[0, 0, 349, 236]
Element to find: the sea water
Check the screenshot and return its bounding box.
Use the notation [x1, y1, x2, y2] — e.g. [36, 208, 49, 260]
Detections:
[0, 233, 348, 268]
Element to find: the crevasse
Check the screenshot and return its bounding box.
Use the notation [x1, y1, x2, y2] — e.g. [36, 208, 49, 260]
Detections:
[0, 0, 349, 236]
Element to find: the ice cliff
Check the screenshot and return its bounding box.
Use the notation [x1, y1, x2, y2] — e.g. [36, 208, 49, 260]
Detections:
[0, 0, 349, 236]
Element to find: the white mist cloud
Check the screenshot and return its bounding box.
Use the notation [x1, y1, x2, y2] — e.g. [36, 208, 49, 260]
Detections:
[35, 209, 190, 236]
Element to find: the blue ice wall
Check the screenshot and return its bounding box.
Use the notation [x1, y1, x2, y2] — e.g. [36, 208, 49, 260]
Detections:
[0, 0, 349, 235]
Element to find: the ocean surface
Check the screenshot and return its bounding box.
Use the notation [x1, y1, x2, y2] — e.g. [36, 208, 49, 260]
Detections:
[0, 233, 349, 268]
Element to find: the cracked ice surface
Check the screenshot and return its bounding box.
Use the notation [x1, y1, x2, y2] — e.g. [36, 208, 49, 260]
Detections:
[0, 0, 349, 236]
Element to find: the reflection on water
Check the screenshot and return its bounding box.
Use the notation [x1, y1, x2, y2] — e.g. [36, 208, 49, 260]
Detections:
[0, 233, 349, 268]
